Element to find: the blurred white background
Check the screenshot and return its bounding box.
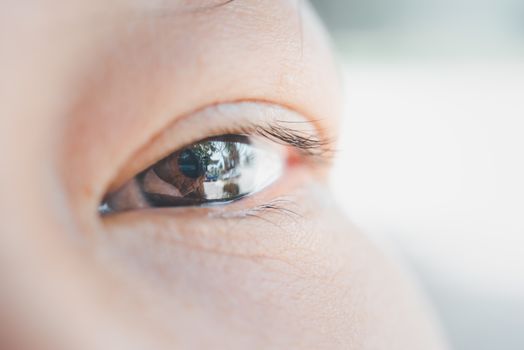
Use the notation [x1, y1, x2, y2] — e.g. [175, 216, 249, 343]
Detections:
[310, 1, 524, 349]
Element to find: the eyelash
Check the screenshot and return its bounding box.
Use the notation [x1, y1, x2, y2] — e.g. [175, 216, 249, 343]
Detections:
[209, 197, 302, 224]
[232, 121, 334, 159]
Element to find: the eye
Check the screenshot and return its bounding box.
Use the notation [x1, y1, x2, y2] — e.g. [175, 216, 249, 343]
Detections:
[99, 134, 284, 214]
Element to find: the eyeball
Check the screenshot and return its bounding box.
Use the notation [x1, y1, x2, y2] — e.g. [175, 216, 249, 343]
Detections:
[100, 135, 284, 214]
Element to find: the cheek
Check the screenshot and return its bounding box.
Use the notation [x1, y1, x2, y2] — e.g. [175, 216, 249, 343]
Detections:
[93, 192, 445, 349]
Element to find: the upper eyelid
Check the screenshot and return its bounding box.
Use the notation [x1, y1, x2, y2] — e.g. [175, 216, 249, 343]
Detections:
[104, 102, 332, 193]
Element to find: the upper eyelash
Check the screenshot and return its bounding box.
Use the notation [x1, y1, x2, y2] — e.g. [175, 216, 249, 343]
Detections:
[237, 120, 335, 159]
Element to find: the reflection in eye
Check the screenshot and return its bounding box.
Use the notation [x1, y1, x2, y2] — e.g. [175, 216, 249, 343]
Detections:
[100, 135, 284, 214]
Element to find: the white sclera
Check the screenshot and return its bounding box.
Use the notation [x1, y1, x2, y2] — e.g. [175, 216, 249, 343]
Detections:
[198, 137, 284, 201]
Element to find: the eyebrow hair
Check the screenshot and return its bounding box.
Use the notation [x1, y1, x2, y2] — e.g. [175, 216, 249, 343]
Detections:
[136, 0, 305, 58]
[151, 0, 236, 15]
[211, 0, 235, 8]
[188, 0, 236, 12]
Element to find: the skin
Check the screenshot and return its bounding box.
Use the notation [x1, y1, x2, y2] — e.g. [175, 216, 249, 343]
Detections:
[0, 0, 448, 349]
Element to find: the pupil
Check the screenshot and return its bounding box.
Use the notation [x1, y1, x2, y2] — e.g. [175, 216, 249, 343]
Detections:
[177, 149, 203, 179]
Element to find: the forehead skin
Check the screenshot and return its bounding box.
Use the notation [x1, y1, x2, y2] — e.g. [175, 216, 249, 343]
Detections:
[0, 1, 446, 350]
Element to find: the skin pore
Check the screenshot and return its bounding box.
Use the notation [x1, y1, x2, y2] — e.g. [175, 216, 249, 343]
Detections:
[0, 0, 448, 349]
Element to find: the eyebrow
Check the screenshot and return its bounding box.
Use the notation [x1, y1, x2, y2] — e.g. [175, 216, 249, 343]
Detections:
[142, 0, 236, 17]
[187, 0, 236, 12]
[134, 0, 305, 58]
[211, 0, 235, 8]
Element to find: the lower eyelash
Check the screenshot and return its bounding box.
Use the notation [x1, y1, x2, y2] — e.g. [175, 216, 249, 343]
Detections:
[208, 197, 302, 225]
